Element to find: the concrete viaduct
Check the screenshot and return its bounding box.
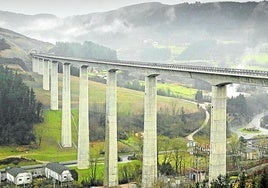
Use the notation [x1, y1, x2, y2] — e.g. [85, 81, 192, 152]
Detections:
[31, 53, 268, 187]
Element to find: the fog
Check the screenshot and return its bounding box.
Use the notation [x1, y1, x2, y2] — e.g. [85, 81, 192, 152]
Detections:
[0, 1, 267, 67]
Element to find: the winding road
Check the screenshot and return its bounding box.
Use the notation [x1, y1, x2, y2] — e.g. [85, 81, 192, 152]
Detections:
[231, 111, 268, 139]
[186, 103, 210, 141]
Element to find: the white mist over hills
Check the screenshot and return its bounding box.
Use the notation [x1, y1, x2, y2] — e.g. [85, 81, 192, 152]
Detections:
[0, 1, 267, 66]
[0, 0, 263, 17]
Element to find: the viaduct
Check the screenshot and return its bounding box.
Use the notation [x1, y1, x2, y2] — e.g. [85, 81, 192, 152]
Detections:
[31, 53, 268, 187]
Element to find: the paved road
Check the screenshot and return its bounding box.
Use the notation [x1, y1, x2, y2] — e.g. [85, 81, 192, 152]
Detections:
[231, 111, 268, 139]
[186, 103, 210, 141]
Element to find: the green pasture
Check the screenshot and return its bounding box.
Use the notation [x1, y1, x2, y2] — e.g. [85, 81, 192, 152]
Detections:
[26, 72, 198, 114]
[240, 128, 261, 134]
[157, 82, 197, 100]
[242, 53, 268, 65]
[0, 70, 198, 168]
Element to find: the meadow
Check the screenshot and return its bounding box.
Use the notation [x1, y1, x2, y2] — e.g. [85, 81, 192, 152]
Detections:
[0, 71, 198, 161]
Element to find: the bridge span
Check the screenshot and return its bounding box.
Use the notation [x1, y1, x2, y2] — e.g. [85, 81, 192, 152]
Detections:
[31, 53, 268, 187]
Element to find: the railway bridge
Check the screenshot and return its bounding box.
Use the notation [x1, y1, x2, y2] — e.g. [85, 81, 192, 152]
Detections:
[31, 53, 268, 187]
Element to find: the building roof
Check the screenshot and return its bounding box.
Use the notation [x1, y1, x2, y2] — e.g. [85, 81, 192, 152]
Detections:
[46, 163, 69, 174]
[7, 167, 26, 177]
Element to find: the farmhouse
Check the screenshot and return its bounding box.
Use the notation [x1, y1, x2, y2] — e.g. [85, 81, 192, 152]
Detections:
[6, 167, 32, 185]
[45, 163, 73, 183]
[189, 168, 206, 183]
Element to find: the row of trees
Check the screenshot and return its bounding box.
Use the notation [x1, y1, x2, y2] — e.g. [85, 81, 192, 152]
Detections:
[0, 66, 42, 145]
[0, 57, 28, 71]
[0, 38, 10, 51]
[208, 170, 268, 188]
[48, 41, 117, 60]
[88, 102, 204, 141]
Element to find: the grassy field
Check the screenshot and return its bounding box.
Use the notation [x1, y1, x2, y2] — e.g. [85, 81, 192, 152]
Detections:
[157, 82, 198, 99]
[25, 72, 198, 113]
[241, 53, 268, 71]
[0, 110, 78, 162]
[240, 128, 261, 134]
[0, 70, 199, 162]
[154, 44, 186, 61]
[242, 53, 268, 65]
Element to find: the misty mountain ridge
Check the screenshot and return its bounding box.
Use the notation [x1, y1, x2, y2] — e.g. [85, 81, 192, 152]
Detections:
[0, 1, 268, 64]
[0, 27, 118, 71]
[0, 27, 53, 62]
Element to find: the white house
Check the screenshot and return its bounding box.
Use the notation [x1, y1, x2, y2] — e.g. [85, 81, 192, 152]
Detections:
[189, 168, 206, 183]
[45, 163, 73, 183]
[6, 167, 32, 185]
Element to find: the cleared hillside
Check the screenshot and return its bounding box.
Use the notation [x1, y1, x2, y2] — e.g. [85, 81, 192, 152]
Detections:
[0, 27, 53, 71]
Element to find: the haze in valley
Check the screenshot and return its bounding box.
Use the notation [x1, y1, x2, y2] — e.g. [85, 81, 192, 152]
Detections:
[0, 0, 267, 69]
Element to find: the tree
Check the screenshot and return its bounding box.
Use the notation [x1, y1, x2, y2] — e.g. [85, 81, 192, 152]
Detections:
[49, 41, 117, 60]
[0, 38, 11, 51]
[0, 66, 42, 145]
[195, 90, 203, 103]
[229, 135, 240, 168]
[157, 135, 172, 166]
[89, 143, 104, 186]
[259, 169, 268, 188]
[170, 137, 187, 175]
[258, 137, 267, 158]
[210, 175, 229, 188]
[238, 171, 246, 188]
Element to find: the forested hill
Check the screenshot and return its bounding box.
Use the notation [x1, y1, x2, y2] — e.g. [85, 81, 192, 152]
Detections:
[0, 1, 267, 62]
[48, 41, 117, 60]
[1, 1, 267, 47]
[0, 27, 117, 70]
[0, 66, 42, 145]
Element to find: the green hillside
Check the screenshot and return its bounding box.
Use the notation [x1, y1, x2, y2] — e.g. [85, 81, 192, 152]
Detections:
[0, 69, 199, 162]
[0, 27, 53, 62]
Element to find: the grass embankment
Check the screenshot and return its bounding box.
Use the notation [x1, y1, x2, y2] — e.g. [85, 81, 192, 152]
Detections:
[0, 71, 198, 162]
[240, 128, 261, 134]
[0, 110, 78, 162]
[157, 82, 197, 99]
[241, 53, 268, 70]
[25, 73, 198, 113]
[154, 44, 186, 61]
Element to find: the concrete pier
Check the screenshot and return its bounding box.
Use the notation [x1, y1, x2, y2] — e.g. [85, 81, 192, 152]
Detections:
[36, 58, 40, 74]
[50, 61, 58, 110]
[43, 59, 50, 90]
[38, 58, 43, 75]
[78, 65, 89, 169]
[61, 63, 72, 148]
[142, 75, 158, 188]
[104, 69, 118, 187]
[209, 85, 227, 183]
[34, 58, 38, 73]
[32, 57, 37, 73]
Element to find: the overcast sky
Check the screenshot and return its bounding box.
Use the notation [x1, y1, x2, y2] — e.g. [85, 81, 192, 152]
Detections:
[0, 0, 263, 17]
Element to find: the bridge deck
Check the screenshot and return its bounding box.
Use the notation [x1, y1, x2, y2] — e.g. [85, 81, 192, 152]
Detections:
[32, 53, 268, 79]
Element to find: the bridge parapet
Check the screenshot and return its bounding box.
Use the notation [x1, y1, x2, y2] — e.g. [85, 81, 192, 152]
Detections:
[32, 53, 268, 86]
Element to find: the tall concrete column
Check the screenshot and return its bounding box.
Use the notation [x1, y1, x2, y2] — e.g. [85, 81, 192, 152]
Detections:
[43, 59, 50, 90]
[38, 58, 43, 75]
[104, 69, 118, 187]
[78, 65, 89, 169]
[209, 85, 227, 183]
[36, 58, 40, 74]
[50, 61, 58, 110]
[61, 63, 72, 148]
[142, 75, 158, 188]
[32, 57, 36, 72]
[33, 58, 38, 73]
